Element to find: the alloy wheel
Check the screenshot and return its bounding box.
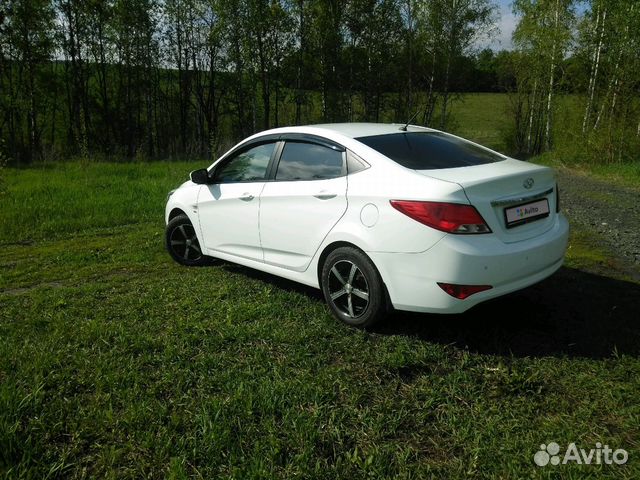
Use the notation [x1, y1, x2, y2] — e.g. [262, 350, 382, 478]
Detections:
[327, 260, 370, 318]
[169, 223, 202, 262]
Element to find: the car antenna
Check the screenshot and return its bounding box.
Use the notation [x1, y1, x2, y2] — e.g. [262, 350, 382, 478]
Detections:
[399, 109, 422, 131]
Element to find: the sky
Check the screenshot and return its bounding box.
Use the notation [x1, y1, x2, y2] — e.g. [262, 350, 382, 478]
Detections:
[481, 0, 589, 51]
[479, 0, 518, 51]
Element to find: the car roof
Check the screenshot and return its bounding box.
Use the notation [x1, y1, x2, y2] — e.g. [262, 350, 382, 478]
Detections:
[215, 122, 499, 174]
[225, 123, 444, 170]
[308, 123, 434, 138]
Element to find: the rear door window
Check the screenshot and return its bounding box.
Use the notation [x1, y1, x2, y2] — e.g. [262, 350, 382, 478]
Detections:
[356, 132, 504, 170]
[275, 142, 345, 181]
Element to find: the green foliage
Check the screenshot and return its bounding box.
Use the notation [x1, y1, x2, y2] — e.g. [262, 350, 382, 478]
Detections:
[0, 0, 506, 164]
[509, 0, 640, 162]
[1, 0, 638, 166]
[575, 0, 640, 163]
[510, 0, 576, 155]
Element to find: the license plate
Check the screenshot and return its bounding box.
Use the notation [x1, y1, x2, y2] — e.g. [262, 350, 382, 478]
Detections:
[504, 199, 550, 228]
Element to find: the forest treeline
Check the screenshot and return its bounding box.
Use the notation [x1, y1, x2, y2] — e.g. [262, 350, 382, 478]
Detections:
[0, 0, 638, 165]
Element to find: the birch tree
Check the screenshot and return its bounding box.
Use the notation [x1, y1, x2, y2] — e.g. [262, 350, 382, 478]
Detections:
[421, 0, 497, 129]
[579, 0, 640, 162]
[344, 0, 403, 122]
[512, 0, 574, 154]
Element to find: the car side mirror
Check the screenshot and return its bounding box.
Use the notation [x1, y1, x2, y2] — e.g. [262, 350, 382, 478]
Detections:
[190, 168, 210, 185]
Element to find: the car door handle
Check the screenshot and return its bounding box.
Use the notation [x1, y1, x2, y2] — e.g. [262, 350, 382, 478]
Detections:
[239, 193, 254, 201]
[313, 191, 337, 200]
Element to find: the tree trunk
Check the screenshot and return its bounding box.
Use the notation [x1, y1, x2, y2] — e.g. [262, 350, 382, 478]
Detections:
[582, 7, 605, 134]
[206, 48, 218, 158]
[527, 78, 537, 152]
[96, 21, 112, 153]
[251, 71, 257, 133]
[424, 49, 437, 126]
[608, 4, 634, 135]
[295, 0, 304, 125]
[274, 71, 280, 127]
[594, 47, 622, 130]
[233, 38, 246, 138]
[49, 62, 59, 153]
[5, 58, 18, 164]
[176, 21, 187, 152]
[405, 0, 413, 115]
[544, 0, 560, 151]
[257, 35, 270, 130]
[27, 63, 37, 162]
[322, 69, 327, 122]
[440, 51, 451, 130]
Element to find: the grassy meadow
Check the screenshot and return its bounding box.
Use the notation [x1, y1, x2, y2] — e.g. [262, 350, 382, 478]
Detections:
[1, 95, 640, 478]
[447, 93, 513, 152]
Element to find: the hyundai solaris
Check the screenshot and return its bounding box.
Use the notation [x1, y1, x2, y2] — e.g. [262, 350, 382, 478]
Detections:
[165, 123, 569, 327]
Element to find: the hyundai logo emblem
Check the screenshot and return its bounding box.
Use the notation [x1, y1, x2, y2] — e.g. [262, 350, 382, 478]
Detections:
[523, 177, 534, 189]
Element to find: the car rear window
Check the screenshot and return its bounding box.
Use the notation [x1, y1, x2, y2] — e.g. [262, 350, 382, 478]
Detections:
[355, 132, 504, 170]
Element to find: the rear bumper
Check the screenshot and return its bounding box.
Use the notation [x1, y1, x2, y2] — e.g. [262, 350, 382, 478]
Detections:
[369, 214, 569, 313]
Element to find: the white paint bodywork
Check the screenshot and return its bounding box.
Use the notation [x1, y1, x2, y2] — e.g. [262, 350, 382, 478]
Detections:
[166, 123, 569, 313]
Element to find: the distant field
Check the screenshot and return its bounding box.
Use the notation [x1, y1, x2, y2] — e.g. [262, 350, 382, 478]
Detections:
[447, 93, 513, 152]
[1, 160, 639, 478]
[445, 93, 588, 157]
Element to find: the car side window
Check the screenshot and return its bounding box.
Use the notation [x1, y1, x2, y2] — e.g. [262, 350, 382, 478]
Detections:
[215, 143, 275, 183]
[275, 142, 344, 181]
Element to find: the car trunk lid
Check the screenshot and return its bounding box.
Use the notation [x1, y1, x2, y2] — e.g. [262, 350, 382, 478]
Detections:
[416, 159, 557, 243]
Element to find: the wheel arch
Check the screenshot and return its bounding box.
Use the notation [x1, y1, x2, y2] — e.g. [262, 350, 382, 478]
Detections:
[165, 207, 203, 248]
[168, 208, 186, 222]
[316, 240, 394, 313]
[317, 241, 359, 287]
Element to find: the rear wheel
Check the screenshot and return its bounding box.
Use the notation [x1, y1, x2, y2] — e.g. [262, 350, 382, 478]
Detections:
[321, 247, 387, 327]
[165, 214, 207, 266]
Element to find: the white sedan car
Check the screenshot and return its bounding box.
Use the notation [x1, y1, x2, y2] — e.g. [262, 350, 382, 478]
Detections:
[165, 123, 569, 327]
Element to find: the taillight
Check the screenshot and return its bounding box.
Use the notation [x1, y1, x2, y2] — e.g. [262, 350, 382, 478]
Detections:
[555, 184, 560, 213]
[438, 283, 492, 299]
[390, 200, 491, 234]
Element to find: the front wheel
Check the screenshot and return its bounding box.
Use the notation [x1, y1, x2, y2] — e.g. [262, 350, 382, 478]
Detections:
[321, 247, 387, 328]
[165, 214, 208, 266]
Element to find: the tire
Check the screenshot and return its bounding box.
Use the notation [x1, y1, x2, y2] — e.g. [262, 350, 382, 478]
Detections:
[165, 214, 208, 266]
[321, 246, 387, 327]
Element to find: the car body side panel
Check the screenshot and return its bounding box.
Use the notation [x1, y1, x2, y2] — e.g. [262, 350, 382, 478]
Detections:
[259, 176, 348, 271]
[165, 181, 202, 233]
[330, 167, 466, 254]
[198, 182, 266, 261]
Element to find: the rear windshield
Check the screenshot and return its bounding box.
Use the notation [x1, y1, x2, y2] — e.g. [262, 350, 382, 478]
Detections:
[355, 132, 504, 170]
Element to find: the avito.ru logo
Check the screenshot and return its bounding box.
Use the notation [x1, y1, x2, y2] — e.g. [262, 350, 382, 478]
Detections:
[534, 442, 628, 467]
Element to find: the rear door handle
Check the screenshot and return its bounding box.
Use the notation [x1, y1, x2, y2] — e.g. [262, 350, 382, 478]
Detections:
[239, 193, 254, 201]
[313, 191, 337, 200]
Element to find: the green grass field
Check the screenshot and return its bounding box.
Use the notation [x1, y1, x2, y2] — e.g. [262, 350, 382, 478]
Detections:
[1, 105, 639, 478]
[447, 93, 513, 152]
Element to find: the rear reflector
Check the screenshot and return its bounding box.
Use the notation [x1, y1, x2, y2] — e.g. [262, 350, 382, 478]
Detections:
[390, 200, 491, 234]
[437, 283, 493, 300]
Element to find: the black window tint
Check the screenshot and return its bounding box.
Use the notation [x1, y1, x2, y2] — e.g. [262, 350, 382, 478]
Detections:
[216, 143, 274, 182]
[355, 132, 503, 170]
[276, 142, 344, 181]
